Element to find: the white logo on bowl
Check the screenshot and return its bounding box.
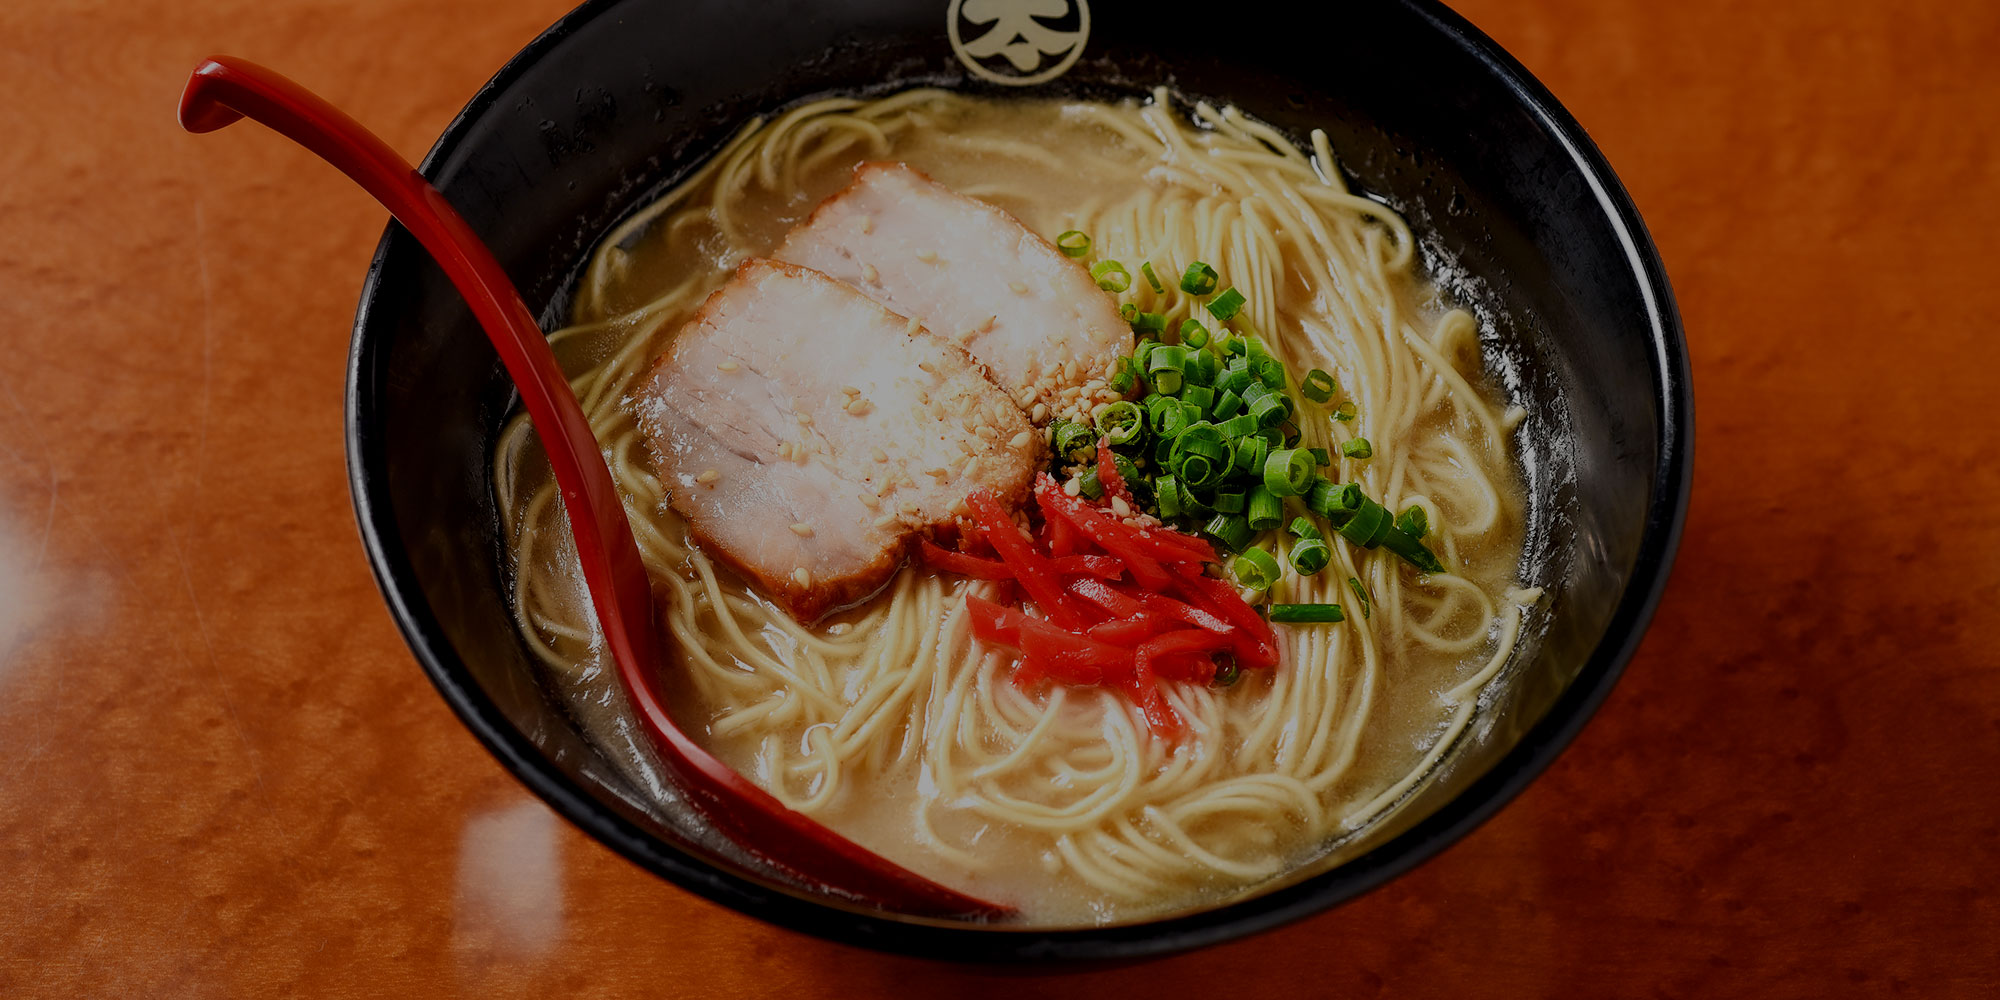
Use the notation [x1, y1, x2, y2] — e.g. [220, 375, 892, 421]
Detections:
[947, 0, 1090, 86]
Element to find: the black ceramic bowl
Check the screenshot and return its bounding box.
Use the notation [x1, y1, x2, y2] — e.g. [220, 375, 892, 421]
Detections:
[347, 0, 1690, 961]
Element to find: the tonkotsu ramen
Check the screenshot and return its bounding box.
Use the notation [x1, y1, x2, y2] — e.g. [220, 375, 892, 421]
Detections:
[493, 89, 1535, 925]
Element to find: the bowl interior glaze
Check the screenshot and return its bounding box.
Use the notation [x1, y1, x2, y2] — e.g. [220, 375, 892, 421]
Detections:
[347, 0, 1690, 961]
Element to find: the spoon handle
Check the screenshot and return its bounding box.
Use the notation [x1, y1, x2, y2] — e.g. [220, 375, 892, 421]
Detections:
[178, 56, 1008, 919]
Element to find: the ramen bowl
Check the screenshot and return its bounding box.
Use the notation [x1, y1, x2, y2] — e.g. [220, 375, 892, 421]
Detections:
[347, 0, 1691, 961]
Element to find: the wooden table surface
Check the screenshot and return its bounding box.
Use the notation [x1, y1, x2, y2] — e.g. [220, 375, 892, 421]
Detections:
[3, 0, 1995, 995]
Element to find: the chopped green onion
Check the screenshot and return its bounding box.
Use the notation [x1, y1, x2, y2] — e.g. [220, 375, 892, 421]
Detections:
[1174, 477, 1209, 515]
[1177, 455, 1219, 489]
[1288, 516, 1322, 540]
[1172, 425, 1229, 487]
[1147, 349, 1185, 395]
[1289, 537, 1332, 575]
[1396, 504, 1429, 538]
[1109, 356, 1137, 394]
[1332, 399, 1358, 422]
[1300, 368, 1338, 403]
[1313, 482, 1365, 526]
[1223, 334, 1250, 357]
[1140, 261, 1166, 294]
[1183, 384, 1215, 415]
[1098, 401, 1145, 445]
[1091, 259, 1131, 293]
[1348, 577, 1372, 619]
[1131, 311, 1167, 335]
[1119, 301, 1139, 323]
[1268, 602, 1345, 624]
[1052, 421, 1095, 459]
[1336, 497, 1392, 547]
[1340, 437, 1374, 460]
[1246, 484, 1283, 531]
[1309, 447, 1332, 466]
[1255, 357, 1286, 391]
[1211, 657, 1242, 687]
[1055, 230, 1092, 258]
[1211, 390, 1245, 421]
[1382, 527, 1446, 574]
[1232, 435, 1269, 476]
[1180, 352, 1209, 388]
[1078, 468, 1104, 500]
[1263, 448, 1315, 497]
[1218, 359, 1256, 395]
[1179, 318, 1210, 349]
[1219, 412, 1257, 438]
[1208, 286, 1246, 320]
[1203, 513, 1254, 552]
[1213, 490, 1246, 514]
[1156, 474, 1184, 518]
[1180, 261, 1220, 296]
[1153, 434, 1177, 464]
[1232, 546, 1281, 591]
[1248, 392, 1290, 429]
[1134, 338, 1163, 370]
[1243, 335, 1270, 362]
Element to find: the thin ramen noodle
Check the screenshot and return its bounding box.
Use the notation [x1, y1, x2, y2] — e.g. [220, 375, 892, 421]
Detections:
[494, 89, 1529, 924]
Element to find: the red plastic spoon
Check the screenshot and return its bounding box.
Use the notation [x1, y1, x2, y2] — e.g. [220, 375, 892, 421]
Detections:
[178, 55, 1009, 920]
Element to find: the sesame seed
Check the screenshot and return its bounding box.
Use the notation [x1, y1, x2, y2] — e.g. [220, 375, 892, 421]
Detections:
[797, 412, 813, 426]
[695, 469, 720, 485]
[841, 385, 861, 396]
[870, 447, 888, 463]
[1111, 497, 1132, 518]
[777, 442, 794, 460]
[856, 215, 873, 234]
[716, 360, 740, 373]
[899, 500, 921, 516]
[792, 567, 812, 588]
[873, 514, 900, 529]
[789, 523, 814, 538]
[847, 398, 875, 416]
[1063, 477, 1082, 497]
[918, 361, 936, 374]
[1008, 431, 1030, 449]
[859, 493, 881, 509]
[949, 498, 969, 515]
[905, 317, 922, 337]
[1008, 281, 1029, 294]
[1016, 388, 1038, 408]
[914, 249, 937, 263]
[979, 315, 996, 332]
[861, 262, 879, 283]
[924, 466, 950, 478]
[1030, 403, 1050, 423]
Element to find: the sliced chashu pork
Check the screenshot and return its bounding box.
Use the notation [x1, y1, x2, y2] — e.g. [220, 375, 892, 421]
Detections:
[776, 162, 1132, 412]
[633, 258, 1041, 621]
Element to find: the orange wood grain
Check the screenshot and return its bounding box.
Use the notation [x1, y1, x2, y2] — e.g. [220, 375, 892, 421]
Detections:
[0, 0, 1995, 995]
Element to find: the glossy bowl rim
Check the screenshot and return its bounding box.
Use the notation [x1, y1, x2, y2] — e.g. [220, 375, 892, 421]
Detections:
[344, 0, 1693, 962]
